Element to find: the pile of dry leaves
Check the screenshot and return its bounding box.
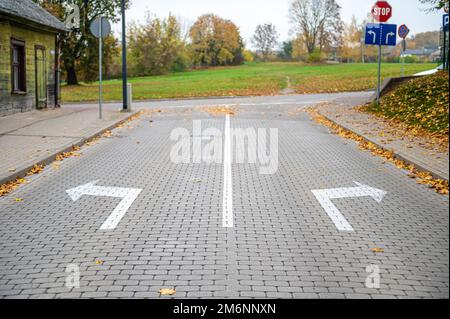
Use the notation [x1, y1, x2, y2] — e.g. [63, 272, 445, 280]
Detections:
[203, 106, 236, 116]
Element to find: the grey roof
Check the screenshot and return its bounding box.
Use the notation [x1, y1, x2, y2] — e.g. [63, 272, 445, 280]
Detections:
[0, 0, 67, 31]
[402, 49, 435, 56]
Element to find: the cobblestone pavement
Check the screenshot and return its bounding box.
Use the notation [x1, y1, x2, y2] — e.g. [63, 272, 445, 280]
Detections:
[0, 93, 448, 299]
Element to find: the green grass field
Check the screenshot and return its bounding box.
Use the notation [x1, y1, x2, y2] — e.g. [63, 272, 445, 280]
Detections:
[62, 62, 437, 103]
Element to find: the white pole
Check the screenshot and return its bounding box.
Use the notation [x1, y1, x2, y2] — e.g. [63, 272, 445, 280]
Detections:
[99, 17, 103, 120]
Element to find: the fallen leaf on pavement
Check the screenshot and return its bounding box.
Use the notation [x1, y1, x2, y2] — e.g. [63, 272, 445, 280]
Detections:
[371, 248, 385, 253]
[204, 106, 235, 116]
[0, 178, 27, 197]
[15, 198, 23, 202]
[159, 288, 176, 296]
[26, 164, 45, 176]
[55, 146, 83, 162]
[102, 130, 113, 138]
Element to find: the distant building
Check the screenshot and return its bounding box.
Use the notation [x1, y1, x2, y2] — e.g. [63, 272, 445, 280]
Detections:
[400, 48, 437, 59]
[0, 0, 66, 116]
[429, 50, 442, 63]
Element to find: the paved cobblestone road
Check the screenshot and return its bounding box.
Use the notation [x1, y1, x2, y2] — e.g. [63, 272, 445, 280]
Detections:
[0, 93, 448, 299]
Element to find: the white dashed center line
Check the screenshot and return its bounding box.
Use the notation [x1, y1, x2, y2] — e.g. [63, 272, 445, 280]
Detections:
[222, 113, 233, 228]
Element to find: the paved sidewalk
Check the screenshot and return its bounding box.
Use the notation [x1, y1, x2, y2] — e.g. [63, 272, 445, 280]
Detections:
[317, 103, 449, 181]
[0, 105, 138, 185]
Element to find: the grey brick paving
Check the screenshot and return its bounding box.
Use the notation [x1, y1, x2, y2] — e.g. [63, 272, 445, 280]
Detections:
[0, 93, 448, 299]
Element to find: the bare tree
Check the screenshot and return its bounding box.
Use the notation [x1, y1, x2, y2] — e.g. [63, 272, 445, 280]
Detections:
[252, 23, 279, 60]
[419, 0, 449, 11]
[289, 0, 343, 54]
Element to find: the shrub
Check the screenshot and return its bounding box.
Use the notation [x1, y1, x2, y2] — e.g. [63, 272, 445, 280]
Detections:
[307, 49, 324, 63]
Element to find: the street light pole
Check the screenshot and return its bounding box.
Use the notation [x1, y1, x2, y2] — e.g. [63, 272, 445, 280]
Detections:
[121, 0, 129, 112]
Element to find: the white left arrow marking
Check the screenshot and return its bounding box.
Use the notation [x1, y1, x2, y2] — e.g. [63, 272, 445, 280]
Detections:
[312, 182, 387, 232]
[66, 181, 142, 231]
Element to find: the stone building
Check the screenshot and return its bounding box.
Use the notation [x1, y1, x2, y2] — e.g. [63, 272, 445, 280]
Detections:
[0, 0, 66, 116]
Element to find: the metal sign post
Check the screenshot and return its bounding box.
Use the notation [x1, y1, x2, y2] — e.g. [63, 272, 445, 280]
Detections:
[99, 18, 103, 119]
[444, 14, 449, 69]
[377, 44, 382, 103]
[444, 28, 447, 69]
[121, 0, 129, 112]
[398, 24, 410, 78]
[401, 39, 406, 77]
[90, 17, 111, 119]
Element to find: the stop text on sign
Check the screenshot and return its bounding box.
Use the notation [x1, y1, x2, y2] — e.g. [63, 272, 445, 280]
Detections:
[372, 1, 393, 23]
[373, 7, 391, 16]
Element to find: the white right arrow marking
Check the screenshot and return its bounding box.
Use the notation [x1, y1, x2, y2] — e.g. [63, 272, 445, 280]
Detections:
[66, 181, 142, 231]
[312, 182, 387, 232]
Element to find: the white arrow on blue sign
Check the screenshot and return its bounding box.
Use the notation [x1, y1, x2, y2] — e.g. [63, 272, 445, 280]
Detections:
[365, 23, 397, 46]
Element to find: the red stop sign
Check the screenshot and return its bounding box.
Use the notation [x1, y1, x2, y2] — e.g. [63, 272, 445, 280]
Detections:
[372, 1, 393, 23]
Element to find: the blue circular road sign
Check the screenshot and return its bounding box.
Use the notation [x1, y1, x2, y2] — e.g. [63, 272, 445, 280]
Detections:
[398, 24, 410, 39]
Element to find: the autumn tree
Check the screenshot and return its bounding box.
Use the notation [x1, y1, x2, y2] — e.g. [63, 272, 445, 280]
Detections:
[292, 36, 309, 61]
[80, 35, 120, 81]
[289, 0, 343, 57]
[243, 50, 255, 62]
[33, 0, 130, 85]
[340, 16, 363, 63]
[252, 24, 279, 60]
[189, 14, 244, 67]
[128, 14, 188, 76]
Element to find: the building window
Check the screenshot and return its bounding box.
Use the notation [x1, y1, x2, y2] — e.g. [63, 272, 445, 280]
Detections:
[11, 39, 26, 93]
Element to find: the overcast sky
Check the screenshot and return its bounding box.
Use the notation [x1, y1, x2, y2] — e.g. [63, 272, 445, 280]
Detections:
[114, 0, 445, 46]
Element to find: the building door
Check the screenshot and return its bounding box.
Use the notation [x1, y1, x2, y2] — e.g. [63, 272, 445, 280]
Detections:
[35, 46, 47, 109]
